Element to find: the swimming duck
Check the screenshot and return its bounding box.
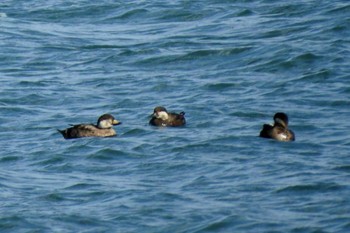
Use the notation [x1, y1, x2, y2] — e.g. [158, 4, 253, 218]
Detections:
[149, 106, 186, 127]
[259, 112, 295, 141]
[58, 114, 121, 139]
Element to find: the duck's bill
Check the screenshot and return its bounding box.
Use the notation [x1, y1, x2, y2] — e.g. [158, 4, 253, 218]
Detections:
[113, 120, 122, 125]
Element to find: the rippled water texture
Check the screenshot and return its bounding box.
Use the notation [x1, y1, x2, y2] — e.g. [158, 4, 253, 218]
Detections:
[1, 1, 350, 232]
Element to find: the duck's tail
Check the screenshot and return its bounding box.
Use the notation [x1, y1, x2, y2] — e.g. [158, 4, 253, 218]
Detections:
[57, 129, 67, 139]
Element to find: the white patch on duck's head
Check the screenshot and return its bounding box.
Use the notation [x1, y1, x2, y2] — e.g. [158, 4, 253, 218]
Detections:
[155, 111, 169, 120]
[273, 112, 289, 128]
[97, 114, 121, 129]
[98, 118, 114, 129]
[275, 117, 287, 128]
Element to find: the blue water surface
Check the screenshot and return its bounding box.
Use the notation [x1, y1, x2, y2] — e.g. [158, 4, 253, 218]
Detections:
[1, 0, 350, 232]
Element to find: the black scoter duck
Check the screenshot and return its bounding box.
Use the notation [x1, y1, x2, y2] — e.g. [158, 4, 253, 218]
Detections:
[58, 114, 121, 139]
[259, 112, 295, 142]
[149, 106, 186, 127]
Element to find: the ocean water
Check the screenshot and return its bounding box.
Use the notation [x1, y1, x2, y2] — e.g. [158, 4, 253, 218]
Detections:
[1, 0, 350, 232]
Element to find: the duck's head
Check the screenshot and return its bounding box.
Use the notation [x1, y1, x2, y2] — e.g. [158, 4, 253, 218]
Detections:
[153, 106, 169, 120]
[97, 114, 121, 129]
[273, 112, 289, 128]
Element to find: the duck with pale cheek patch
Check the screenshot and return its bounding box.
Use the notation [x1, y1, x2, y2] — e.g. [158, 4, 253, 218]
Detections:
[259, 112, 295, 142]
[58, 114, 122, 139]
[149, 106, 186, 127]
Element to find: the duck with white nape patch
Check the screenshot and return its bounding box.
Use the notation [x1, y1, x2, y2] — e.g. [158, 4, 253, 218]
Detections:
[58, 114, 122, 139]
[259, 112, 295, 142]
[149, 106, 186, 127]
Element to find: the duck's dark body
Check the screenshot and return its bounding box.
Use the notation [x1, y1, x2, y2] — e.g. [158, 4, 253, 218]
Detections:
[149, 106, 186, 127]
[58, 114, 121, 139]
[259, 123, 295, 141]
[259, 112, 295, 142]
[58, 124, 117, 139]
